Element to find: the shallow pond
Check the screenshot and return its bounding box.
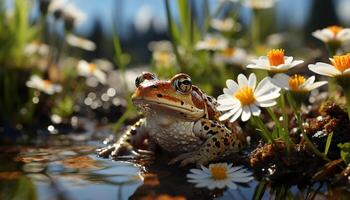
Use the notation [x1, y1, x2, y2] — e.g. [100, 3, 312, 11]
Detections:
[0, 135, 349, 200]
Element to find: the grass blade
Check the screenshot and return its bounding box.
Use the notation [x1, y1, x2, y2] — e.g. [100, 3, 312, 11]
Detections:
[324, 132, 333, 156]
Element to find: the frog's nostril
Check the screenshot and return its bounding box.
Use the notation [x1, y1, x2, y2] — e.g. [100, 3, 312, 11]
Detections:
[157, 94, 163, 98]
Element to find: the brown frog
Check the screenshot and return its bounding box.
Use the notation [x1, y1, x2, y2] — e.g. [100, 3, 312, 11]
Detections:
[97, 72, 245, 166]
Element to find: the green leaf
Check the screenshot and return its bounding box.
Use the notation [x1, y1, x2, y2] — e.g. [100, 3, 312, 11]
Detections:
[253, 180, 267, 200]
[338, 142, 350, 165]
[324, 132, 333, 156]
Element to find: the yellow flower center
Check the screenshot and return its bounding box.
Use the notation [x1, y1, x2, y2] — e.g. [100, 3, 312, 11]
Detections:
[288, 74, 305, 91]
[208, 38, 219, 47]
[210, 165, 228, 180]
[88, 63, 96, 73]
[267, 49, 285, 66]
[235, 86, 255, 106]
[155, 51, 171, 65]
[43, 80, 52, 88]
[331, 54, 350, 72]
[222, 48, 235, 57]
[327, 25, 342, 35]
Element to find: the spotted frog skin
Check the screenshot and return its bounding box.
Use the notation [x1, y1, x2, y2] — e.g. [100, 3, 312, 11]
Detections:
[97, 72, 245, 166]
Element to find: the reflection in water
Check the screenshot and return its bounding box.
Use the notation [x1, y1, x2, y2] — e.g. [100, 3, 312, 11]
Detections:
[0, 144, 349, 200]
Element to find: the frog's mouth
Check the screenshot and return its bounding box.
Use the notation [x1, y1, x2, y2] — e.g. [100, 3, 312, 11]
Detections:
[132, 98, 205, 118]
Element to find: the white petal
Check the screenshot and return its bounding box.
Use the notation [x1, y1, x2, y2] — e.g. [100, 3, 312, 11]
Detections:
[217, 94, 235, 105]
[189, 169, 206, 175]
[246, 64, 269, 70]
[284, 56, 293, 64]
[232, 176, 254, 183]
[272, 73, 290, 89]
[308, 63, 341, 77]
[301, 76, 315, 88]
[227, 181, 238, 189]
[229, 107, 243, 122]
[255, 90, 280, 102]
[227, 166, 244, 173]
[187, 173, 211, 179]
[304, 81, 328, 91]
[248, 73, 257, 90]
[343, 68, 350, 75]
[241, 106, 251, 122]
[226, 79, 239, 93]
[219, 105, 241, 121]
[250, 104, 261, 116]
[254, 77, 280, 97]
[257, 100, 277, 107]
[217, 104, 237, 111]
[290, 60, 304, 67]
[237, 74, 248, 87]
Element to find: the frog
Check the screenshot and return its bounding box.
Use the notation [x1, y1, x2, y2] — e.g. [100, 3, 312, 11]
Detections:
[97, 72, 246, 166]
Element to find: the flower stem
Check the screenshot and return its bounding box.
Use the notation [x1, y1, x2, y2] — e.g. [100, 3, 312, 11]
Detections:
[251, 9, 260, 52]
[344, 88, 350, 120]
[286, 92, 329, 161]
[251, 116, 273, 143]
[266, 107, 293, 152]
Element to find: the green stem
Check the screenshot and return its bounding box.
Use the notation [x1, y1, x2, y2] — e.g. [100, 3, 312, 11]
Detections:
[164, 0, 184, 69]
[251, 116, 273, 143]
[344, 89, 350, 120]
[328, 77, 337, 99]
[286, 92, 329, 161]
[266, 107, 293, 152]
[251, 10, 260, 51]
[279, 90, 289, 133]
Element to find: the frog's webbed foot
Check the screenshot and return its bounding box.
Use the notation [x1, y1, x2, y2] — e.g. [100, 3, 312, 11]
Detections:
[168, 151, 209, 167]
[97, 118, 149, 159]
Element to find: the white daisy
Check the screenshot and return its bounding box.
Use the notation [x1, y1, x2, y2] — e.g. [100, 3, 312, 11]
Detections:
[217, 73, 280, 122]
[211, 18, 234, 32]
[66, 34, 96, 51]
[61, 4, 86, 28]
[26, 75, 62, 95]
[24, 41, 49, 56]
[195, 35, 228, 51]
[77, 60, 107, 84]
[247, 49, 304, 73]
[214, 47, 247, 65]
[243, 0, 277, 9]
[187, 163, 253, 190]
[312, 25, 350, 43]
[273, 74, 327, 92]
[308, 54, 350, 77]
[152, 51, 175, 68]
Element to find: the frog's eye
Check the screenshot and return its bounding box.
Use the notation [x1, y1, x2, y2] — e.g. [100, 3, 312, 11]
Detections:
[135, 72, 157, 87]
[174, 77, 192, 94]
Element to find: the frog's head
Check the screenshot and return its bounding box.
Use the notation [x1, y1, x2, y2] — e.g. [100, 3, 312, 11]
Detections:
[132, 72, 206, 120]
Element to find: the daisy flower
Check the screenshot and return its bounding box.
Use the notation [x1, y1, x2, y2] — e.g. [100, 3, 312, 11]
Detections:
[217, 73, 280, 122]
[312, 25, 350, 44]
[308, 54, 350, 78]
[24, 41, 49, 56]
[66, 34, 96, 51]
[214, 47, 247, 66]
[243, 0, 277, 10]
[247, 49, 304, 74]
[273, 74, 327, 92]
[187, 163, 253, 190]
[77, 60, 107, 84]
[26, 75, 62, 95]
[195, 35, 228, 51]
[211, 18, 234, 32]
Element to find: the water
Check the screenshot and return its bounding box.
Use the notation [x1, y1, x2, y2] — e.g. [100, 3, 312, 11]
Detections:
[0, 137, 349, 200]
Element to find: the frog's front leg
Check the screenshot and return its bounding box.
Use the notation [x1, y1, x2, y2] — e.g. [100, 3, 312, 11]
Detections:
[169, 118, 243, 167]
[97, 118, 149, 158]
